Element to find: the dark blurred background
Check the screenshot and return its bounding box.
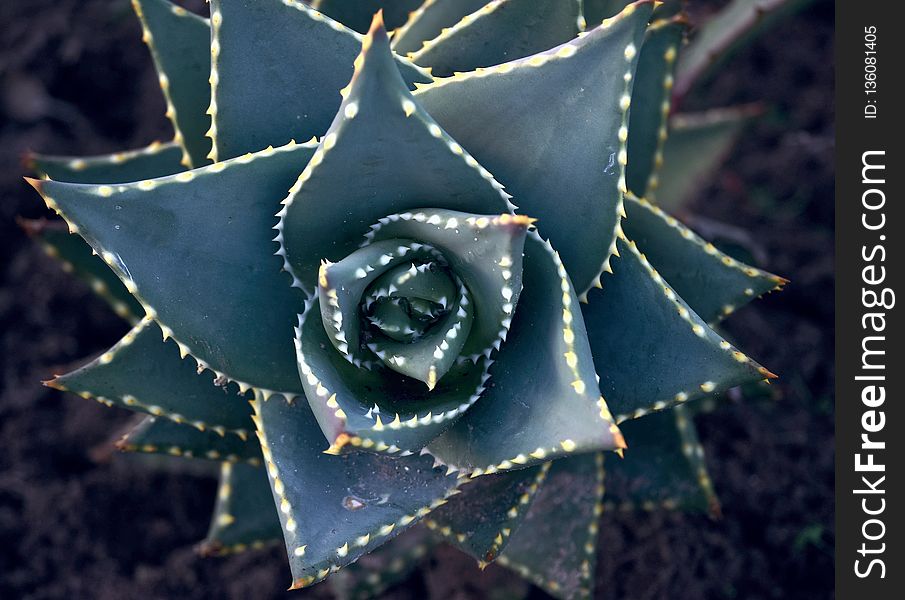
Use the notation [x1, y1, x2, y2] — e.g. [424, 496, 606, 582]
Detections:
[1, 0, 833, 598]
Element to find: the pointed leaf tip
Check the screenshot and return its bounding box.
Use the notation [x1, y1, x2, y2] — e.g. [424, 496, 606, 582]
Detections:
[584, 237, 770, 422]
[279, 14, 511, 293]
[43, 378, 64, 390]
[38, 142, 317, 391]
[369, 9, 386, 35]
[24, 177, 42, 193]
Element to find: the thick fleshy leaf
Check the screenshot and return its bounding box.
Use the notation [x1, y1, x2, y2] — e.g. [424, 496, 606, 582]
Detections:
[673, 0, 808, 100]
[623, 194, 786, 323]
[118, 415, 263, 465]
[426, 462, 550, 565]
[25, 140, 186, 325]
[497, 452, 604, 600]
[310, 0, 423, 33]
[208, 0, 430, 161]
[278, 16, 513, 292]
[392, 0, 489, 56]
[603, 406, 719, 514]
[415, 1, 653, 296]
[624, 17, 685, 197]
[27, 141, 185, 184]
[427, 234, 624, 474]
[367, 261, 456, 308]
[28, 141, 317, 392]
[297, 297, 492, 455]
[49, 318, 254, 438]
[19, 219, 143, 323]
[251, 391, 461, 589]
[316, 239, 454, 371]
[201, 462, 284, 555]
[365, 210, 529, 363]
[363, 280, 473, 385]
[651, 106, 760, 210]
[133, 0, 212, 167]
[583, 237, 772, 424]
[582, 0, 631, 24]
[584, 0, 683, 27]
[409, 0, 581, 78]
[330, 527, 435, 600]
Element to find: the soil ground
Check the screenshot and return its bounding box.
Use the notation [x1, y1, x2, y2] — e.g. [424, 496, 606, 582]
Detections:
[0, 0, 834, 598]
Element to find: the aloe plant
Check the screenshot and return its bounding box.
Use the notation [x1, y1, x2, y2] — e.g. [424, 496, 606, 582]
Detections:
[22, 0, 788, 598]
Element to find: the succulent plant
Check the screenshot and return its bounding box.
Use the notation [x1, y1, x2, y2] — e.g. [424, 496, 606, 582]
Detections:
[22, 0, 790, 597]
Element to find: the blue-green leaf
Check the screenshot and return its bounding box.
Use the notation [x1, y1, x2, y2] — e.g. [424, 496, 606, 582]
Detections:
[582, 0, 632, 24]
[310, 0, 424, 33]
[208, 0, 430, 161]
[497, 452, 604, 600]
[25, 140, 188, 324]
[201, 462, 284, 555]
[27, 141, 185, 183]
[582, 237, 772, 423]
[279, 16, 512, 291]
[651, 106, 760, 211]
[416, 1, 653, 296]
[623, 193, 786, 323]
[133, 0, 212, 167]
[625, 16, 685, 197]
[673, 0, 810, 100]
[20, 218, 143, 323]
[118, 415, 262, 465]
[392, 0, 490, 56]
[50, 319, 254, 438]
[409, 0, 581, 78]
[427, 234, 625, 474]
[363, 210, 530, 365]
[28, 141, 317, 392]
[603, 406, 719, 514]
[296, 297, 492, 455]
[330, 527, 435, 600]
[426, 462, 550, 565]
[251, 390, 461, 589]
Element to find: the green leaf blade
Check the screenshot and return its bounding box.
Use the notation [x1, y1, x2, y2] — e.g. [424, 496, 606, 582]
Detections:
[392, 0, 490, 56]
[133, 0, 213, 167]
[674, 0, 810, 100]
[416, 1, 654, 295]
[410, 0, 581, 78]
[497, 453, 605, 600]
[427, 234, 624, 474]
[202, 462, 284, 555]
[330, 527, 435, 600]
[279, 18, 513, 292]
[426, 462, 550, 565]
[604, 406, 719, 514]
[311, 0, 424, 33]
[51, 319, 254, 437]
[30, 141, 317, 392]
[28, 141, 185, 184]
[582, 0, 632, 24]
[623, 194, 785, 323]
[21, 219, 144, 323]
[651, 106, 761, 211]
[118, 415, 262, 465]
[625, 17, 685, 198]
[296, 298, 493, 455]
[209, 0, 430, 161]
[251, 391, 461, 589]
[582, 237, 772, 423]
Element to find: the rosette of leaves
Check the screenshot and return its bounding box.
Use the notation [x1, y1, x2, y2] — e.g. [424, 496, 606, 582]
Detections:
[22, 0, 787, 597]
